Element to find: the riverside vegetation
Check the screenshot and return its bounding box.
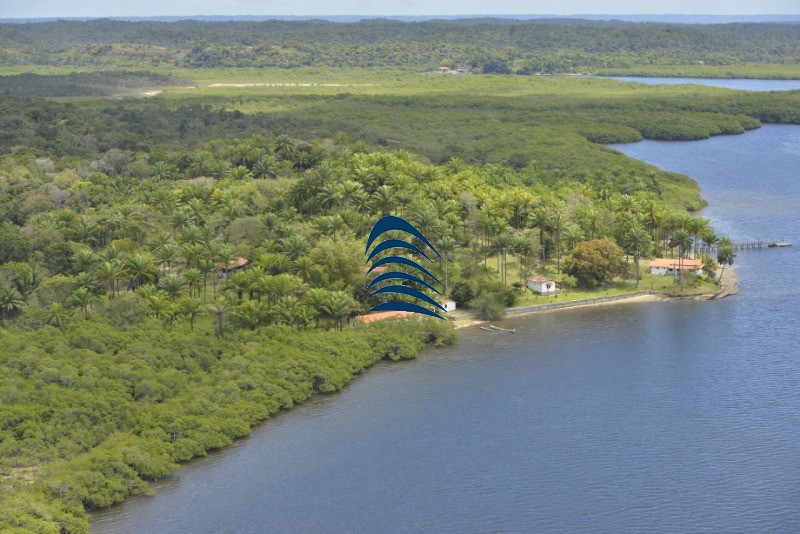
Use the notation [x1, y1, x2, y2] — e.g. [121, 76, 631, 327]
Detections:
[0, 18, 795, 532]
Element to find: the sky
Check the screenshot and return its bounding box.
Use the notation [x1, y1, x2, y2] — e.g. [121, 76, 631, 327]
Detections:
[3, 0, 800, 18]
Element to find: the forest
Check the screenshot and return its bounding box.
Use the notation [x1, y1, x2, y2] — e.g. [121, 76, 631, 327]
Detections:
[1, 17, 798, 533]
[1, 18, 800, 74]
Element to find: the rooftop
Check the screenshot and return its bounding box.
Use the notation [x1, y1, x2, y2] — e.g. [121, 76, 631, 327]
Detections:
[527, 277, 555, 283]
[359, 311, 413, 324]
[650, 258, 703, 269]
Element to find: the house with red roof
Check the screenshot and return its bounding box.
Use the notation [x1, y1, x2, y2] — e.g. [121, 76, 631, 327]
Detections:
[649, 258, 704, 276]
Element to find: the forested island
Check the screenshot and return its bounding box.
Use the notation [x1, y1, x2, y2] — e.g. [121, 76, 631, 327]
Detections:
[2, 17, 800, 533]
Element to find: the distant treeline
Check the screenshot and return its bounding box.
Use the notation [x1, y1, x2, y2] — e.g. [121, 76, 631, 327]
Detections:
[1, 19, 800, 71]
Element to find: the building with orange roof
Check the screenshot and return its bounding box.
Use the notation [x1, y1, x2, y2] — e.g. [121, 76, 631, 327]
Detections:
[649, 258, 703, 276]
[358, 311, 413, 324]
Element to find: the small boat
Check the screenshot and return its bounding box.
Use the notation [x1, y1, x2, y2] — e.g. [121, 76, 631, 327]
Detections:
[489, 325, 516, 333]
[769, 241, 792, 248]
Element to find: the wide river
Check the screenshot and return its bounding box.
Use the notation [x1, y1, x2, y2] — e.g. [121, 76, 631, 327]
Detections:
[92, 100, 800, 532]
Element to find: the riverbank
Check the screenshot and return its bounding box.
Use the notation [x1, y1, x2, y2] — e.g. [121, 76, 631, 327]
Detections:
[453, 268, 739, 329]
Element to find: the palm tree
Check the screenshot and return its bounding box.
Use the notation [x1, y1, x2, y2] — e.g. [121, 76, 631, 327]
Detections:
[68, 288, 96, 319]
[0, 286, 24, 324]
[669, 229, 694, 290]
[303, 288, 330, 328]
[322, 291, 353, 331]
[294, 306, 318, 330]
[158, 273, 186, 300]
[438, 235, 457, 295]
[291, 256, 317, 282]
[491, 233, 513, 286]
[687, 217, 711, 256]
[146, 293, 170, 321]
[528, 206, 552, 265]
[371, 185, 395, 216]
[73, 272, 101, 295]
[699, 229, 719, 255]
[74, 249, 99, 273]
[253, 155, 279, 179]
[622, 225, 652, 287]
[234, 300, 267, 330]
[183, 267, 204, 298]
[562, 225, 585, 252]
[274, 296, 300, 325]
[208, 295, 235, 338]
[96, 260, 125, 299]
[125, 253, 156, 290]
[280, 235, 309, 260]
[44, 302, 71, 328]
[179, 297, 204, 331]
[550, 211, 566, 273]
[717, 238, 736, 283]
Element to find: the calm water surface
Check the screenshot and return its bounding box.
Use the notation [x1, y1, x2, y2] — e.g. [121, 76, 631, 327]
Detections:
[93, 128, 800, 531]
[606, 76, 800, 91]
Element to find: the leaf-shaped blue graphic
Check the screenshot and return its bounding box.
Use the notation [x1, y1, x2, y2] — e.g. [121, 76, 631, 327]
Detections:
[370, 285, 447, 312]
[366, 271, 441, 294]
[365, 256, 443, 288]
[365, 215, 442, 260]
[367, 301, 445, 321]
[365, 238, 431, 264]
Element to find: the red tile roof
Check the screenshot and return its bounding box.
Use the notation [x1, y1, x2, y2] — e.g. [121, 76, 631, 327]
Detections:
[359, 311, 413, 324]
[650, 258, 703, 269]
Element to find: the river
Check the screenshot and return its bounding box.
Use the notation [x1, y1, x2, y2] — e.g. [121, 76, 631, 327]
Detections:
[92, 111, 800, 532]
[605, 76, 800, 92]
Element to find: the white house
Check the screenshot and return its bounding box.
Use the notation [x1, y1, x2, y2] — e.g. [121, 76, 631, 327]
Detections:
[438, 299, 457, 313]
[649, 258, 704, 276]
[527, 277, 558, 294]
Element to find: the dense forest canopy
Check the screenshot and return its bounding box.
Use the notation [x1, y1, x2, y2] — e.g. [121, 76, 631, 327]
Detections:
[1, 18, 800, 71]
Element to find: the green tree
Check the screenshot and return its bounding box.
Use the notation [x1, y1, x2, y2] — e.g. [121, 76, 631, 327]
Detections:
[717, 239, 736, 283]
[669, 229, 694, 290]
[68, 287, 96, 319]
[178, 297, 203, 331]
[621, 225, 652, 287]
[322, 291, 354, 331]
[0, 285, 24, 324]
[43, 302, 72, 328]
[563, 239, 626, 288]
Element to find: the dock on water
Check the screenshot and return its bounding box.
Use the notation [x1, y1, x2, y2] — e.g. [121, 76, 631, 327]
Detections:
[699, 240, 792, 253]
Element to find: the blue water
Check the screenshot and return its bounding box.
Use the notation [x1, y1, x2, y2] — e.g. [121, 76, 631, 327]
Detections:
[607, 76, 800, 92]
[92, 131, 800, 530]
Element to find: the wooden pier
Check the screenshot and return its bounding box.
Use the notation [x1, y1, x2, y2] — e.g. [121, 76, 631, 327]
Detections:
[699, 240, 791, 253]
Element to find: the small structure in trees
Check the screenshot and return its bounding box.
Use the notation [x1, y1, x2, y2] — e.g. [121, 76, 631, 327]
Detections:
[438, 298, 457, 312]
[649, 258, 703, 277]
[219, 257, 249, 279]
[527, 277, 558, 294]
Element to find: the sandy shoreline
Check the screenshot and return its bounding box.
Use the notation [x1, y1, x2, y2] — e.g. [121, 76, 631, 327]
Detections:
[453, 268, 739, 329]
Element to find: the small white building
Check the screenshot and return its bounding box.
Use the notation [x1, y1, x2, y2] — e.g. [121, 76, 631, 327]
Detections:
[438, 299, 457, 313]
[527, 277, 558, 294]
[650, 258, 704, 277]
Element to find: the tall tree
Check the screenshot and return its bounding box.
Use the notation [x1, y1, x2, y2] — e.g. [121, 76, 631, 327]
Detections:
[622, 225, 652, 288]
[669, 229, 694, 290]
